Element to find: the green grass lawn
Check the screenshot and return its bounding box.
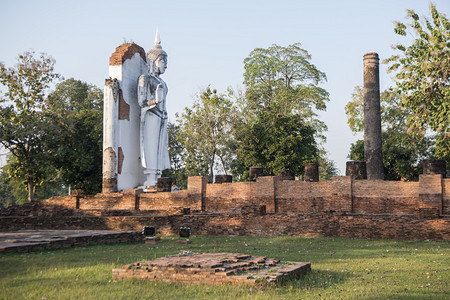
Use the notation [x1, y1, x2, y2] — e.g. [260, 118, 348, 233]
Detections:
[0, 236, 448, 299]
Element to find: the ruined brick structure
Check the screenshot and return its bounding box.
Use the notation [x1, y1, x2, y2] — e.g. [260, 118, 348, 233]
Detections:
[113, 253, 311, 285]
[1, 175, 449, 241]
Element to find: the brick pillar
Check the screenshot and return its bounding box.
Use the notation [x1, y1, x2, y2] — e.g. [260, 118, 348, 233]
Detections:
[304, 163, 319, 182]
[423, 159, 446, 178]
[215, 175, 232, 183]
[188, 176, 208, 211]
[363, 53, 384, 180]
[346, 161, 367, 179]
[249, 167, 264, 181]
[157, 177, 172, 192]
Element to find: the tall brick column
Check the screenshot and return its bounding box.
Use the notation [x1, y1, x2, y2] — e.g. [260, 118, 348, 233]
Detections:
[363, 53, 384, 180]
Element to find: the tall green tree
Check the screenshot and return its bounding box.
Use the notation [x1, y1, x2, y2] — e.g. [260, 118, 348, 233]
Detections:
[0, 51, 60, 201]
[46, 78, 103, 195]
[234, 43, 328, 178]
[384, 4, 449, 164]
[345, 87, 431, 180]
[176, 87, 235, 181]
[243, 43, 329, 141]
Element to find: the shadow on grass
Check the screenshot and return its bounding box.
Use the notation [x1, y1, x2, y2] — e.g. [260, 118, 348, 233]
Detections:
[273, 269, 352, 292]
[109, 269, 354, 299]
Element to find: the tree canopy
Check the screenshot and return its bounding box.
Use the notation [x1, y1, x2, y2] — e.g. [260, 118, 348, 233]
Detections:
[243, 43, 329, 141]
[0, 53, 103, 202]
[176, 87, 235, 181]
[236, 43, 329, 178]
[384, 4, 449, 163]
[46, 78, 103, 194]
[0, 51, 60, 201]
[234, 111, 318, 179]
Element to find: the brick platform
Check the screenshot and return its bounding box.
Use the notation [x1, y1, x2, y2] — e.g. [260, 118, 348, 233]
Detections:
[113, 252, 311, 285]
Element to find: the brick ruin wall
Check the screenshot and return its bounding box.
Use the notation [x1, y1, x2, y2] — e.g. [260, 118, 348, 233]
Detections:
[1, 213, 448, 241]
[49, 175, 447, 216]
[1, 175, 449, 241]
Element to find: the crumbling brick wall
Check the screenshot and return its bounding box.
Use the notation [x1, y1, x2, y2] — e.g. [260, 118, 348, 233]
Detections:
[40, 175, 448, 217]
[3, 175, 448, 241]
[1, 213, 448, 241]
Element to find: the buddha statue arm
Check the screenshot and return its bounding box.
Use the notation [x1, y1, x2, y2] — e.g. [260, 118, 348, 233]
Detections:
[138, 74, 150, 108]
[138, 74, 162, 108]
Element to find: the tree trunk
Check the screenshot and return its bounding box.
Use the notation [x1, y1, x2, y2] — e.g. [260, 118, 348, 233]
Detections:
[27, 176, 35, 202]
[210, 150, 215, 182]
[219, 155, 228, 175]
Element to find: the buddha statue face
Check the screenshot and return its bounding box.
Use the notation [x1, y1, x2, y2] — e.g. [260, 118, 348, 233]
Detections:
[154, 55, 167, 75]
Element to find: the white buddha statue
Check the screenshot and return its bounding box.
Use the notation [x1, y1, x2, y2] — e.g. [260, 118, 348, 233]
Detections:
[137, 30, 170, 187]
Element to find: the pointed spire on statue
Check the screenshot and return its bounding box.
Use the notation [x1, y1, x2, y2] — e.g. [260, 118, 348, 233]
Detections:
[154, 28, 161, 45]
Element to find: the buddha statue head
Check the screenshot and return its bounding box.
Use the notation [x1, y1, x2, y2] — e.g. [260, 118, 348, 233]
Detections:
[147, 29, 168, 76]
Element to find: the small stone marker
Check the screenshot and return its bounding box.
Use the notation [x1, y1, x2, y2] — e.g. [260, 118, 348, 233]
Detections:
[142, 226, 155, 236]
[179, 227, 191, 238]
[112, 252, 311, 285]
[142, 226, 160, 244]
[177, 227, 192, 243]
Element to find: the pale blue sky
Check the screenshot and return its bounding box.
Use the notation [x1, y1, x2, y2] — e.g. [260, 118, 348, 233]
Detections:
[1, 0, 449, 173]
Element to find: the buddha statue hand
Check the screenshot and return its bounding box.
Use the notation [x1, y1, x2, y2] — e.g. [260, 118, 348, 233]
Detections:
[156, 83, 164, 104]
[147, 99, 158, 107]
